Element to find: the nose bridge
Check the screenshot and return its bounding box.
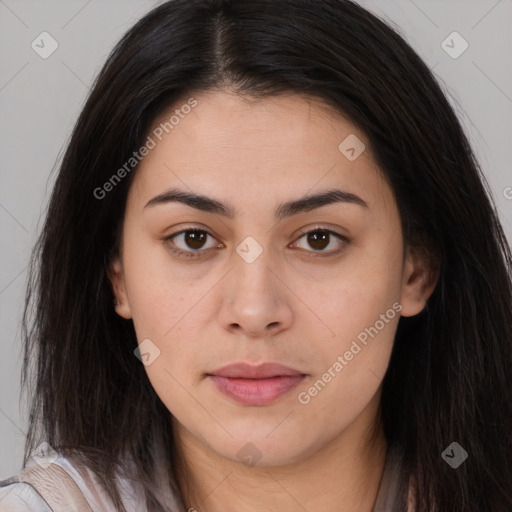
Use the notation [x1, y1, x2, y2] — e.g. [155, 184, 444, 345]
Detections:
[217, 233, 293, 335]
[232, 234, 277, 294]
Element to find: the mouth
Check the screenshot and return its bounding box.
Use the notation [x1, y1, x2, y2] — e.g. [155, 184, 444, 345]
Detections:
[207, 362, 307, 406]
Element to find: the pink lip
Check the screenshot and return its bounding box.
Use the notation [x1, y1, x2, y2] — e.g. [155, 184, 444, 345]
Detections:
[208, 363, 306, 406]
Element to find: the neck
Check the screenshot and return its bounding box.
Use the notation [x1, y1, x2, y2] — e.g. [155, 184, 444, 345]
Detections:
[173, 398, 388, 512]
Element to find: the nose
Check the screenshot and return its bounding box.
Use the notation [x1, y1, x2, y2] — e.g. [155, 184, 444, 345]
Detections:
[217, 249, 293, 338]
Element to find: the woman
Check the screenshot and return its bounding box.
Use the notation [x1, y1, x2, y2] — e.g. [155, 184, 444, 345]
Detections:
[1, 0, 511, 511]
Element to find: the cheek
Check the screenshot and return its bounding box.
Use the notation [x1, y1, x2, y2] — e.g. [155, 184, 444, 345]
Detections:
[300, 313, 397, 427]
[135, 324, 205, 418]
[142, 355, 202, 431]
[121, 236, 186, 332]
[315, 251, 402, 343]
[303, 241, 402, 393]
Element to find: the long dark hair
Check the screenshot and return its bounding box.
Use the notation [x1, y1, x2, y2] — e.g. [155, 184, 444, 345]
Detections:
[20, 0, 512, 510]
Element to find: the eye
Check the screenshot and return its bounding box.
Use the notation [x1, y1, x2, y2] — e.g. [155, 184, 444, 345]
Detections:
[292, 227, 349, 256]
[164, 228, 221, 259]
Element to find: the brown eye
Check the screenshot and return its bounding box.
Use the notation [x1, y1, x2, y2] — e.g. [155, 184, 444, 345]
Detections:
[293, 228, 348, 255]
[181, 229, 208, 250]
[164, 228, 221, 259]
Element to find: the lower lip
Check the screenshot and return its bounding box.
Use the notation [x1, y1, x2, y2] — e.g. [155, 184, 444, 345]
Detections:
[209, 375, 305, 406]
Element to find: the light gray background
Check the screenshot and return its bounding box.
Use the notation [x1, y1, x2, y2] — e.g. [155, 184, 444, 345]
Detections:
[1, 0, 511, 477]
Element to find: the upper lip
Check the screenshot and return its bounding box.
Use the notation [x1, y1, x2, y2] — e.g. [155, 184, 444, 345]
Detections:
[208, 362, 305, 379]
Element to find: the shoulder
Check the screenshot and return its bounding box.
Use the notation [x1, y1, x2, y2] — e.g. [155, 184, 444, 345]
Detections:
[0, 452, 147, 512]
[0, 480, 52, 511]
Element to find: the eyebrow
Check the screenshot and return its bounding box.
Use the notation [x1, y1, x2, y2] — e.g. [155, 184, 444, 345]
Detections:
[144, 187, 368, 220]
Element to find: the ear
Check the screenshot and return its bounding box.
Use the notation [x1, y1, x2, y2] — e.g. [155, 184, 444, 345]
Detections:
[108, 255, 133, 319]
[400, 241, 440, 317]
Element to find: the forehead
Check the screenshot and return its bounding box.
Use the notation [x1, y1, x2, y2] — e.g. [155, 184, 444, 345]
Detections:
[127, 90, 393, 217]
[148, 90, 363, 153]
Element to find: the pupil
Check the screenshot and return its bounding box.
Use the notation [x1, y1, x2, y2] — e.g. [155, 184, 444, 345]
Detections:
[185, 230, 206, 249]
[308, 230, 329, 250]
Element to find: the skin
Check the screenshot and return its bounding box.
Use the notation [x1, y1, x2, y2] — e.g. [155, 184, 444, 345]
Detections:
[109, 89, 438, 512]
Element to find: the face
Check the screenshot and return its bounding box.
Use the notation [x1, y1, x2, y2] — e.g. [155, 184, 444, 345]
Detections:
[110, 90, 436, 467]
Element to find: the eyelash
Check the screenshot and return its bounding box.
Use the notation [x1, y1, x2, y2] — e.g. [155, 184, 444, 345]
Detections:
[162, 225, 350, 260]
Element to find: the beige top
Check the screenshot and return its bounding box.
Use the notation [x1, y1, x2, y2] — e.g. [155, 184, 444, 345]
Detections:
[0, 445, 413, 511]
